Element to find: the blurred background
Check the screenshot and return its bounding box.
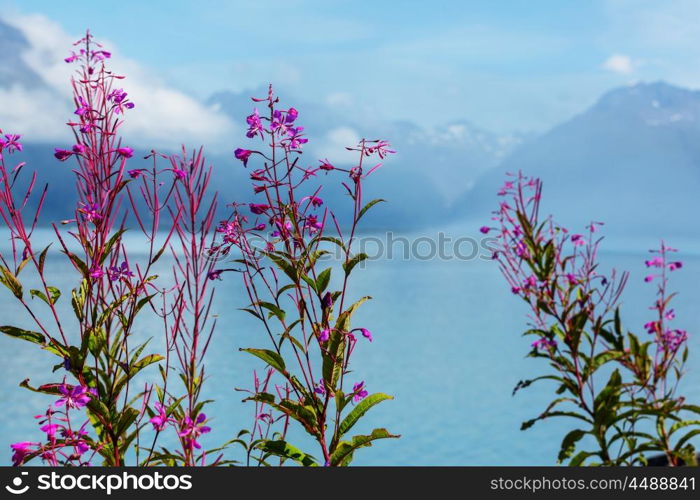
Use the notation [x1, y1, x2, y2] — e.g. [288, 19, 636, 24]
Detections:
[0, 0, 699, 465]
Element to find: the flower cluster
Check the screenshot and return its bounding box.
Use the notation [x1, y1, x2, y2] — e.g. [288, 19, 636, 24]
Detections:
[11, 383, 95, 466]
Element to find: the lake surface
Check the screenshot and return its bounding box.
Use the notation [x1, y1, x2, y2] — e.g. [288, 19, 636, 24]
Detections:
[1, 229, 699, 466]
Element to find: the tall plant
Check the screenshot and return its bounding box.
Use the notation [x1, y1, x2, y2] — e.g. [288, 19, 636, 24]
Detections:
[2, 32, 223, 466]
[487, 172, 699, 465]
[217, 87, 399, 466]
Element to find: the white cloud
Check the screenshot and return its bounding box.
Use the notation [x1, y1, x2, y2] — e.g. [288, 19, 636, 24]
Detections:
[602, 54, 634, 74]
[312, 126, 361, 164]
[325, 92, 353, 108]
[2, 14, 236, 151]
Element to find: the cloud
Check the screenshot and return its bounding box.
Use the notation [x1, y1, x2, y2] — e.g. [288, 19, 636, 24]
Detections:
[325, 92, 353, 108]
[1, 14, 236, 151]
[312, 126, 361, 164]
[602, 54, 634, 74]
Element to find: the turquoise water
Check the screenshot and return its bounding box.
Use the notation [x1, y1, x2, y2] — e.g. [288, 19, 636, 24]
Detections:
[1, 231, 699, 466]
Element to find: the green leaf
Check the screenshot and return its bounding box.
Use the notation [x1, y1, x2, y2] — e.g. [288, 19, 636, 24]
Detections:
[343, 253, 369, 275]
[569, 450, 595, 467]
[19, 379, 63, 395]
[150, 246, 167, 265]
[256, 301, 286, 322]
[241, 348, 286, 373]
[0, 266, 22, 298]
[38, 244, 51, 274]
[101, 229, 126, 265]
[338, 393, 393, 437]
[593, 369, 622, 426]
[257, 440, 318, 466]
[266, 253, 298, 282]
[335, 296, 371, 332]
[63, 251, 89, 278]
[315, 268, 332, 294]
[330, 428, 399, 466]
[357, 199, 385, 222]
[130, 354, 164, 375]
[0, 325, 46, 345]
[318, 236, 347, 252]
[30, 286, 61, 306]
[87, 328, 106, 356]
[558, 429, 586, 463]
[114, 407, 139, 437]
[71, 279, 89, 322]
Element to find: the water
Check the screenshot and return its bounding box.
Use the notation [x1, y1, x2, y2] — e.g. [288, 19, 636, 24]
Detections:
[1, 232, 699, 466]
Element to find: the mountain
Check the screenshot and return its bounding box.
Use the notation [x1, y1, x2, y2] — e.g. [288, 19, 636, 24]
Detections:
[0, 20, 44, 88]
[460, 82, 700, 240]
[208, 90, 523, 230]
[0, 15, 521, 232]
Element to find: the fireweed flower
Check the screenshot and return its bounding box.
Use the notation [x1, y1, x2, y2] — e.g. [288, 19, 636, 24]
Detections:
[55, 384, 93, 409]
[319, 159, 335, 171]
[286, 126, 308, 150]
[207, 269, 224, 280]
[321, 292, 333, 310]
[108, 261, 134, 281]
[177, 414, 211, 450]
[354, 328, 373, 342]
[271, 108, 298, 135]
[74, 96, 90, 116]
[305, 215, 323, 234]
[479, 226, 491, 234]
[352, 382, 368, 403]
[108, 88, 127, 103]
[89, 267, 105, 279]
[149, 403, 172, 432]
[234, 148, 253, 167]
[116, 146, 134, 158]
[3, 134, 22, 154]
[497, 180, 514, 196]
[10, 442, 34, 466]
[314, 379, 327, 396]
[645, 256, 664, 268]
[302, 195, 323, 208]
[54, 148, 73, 161]
[171, 168, 187, 180]
[319, 328, 330, 343]
[644, 321, 659, 334]
[250, 169, 267, 181]
[128, 169, 145, 178]
[77, 202, 102, 222]
[91, 49, 111, 61]
[571, 234, 585, 246]
[286, 107, 299, 122]
[249, 203, 270, 215]
[662, 329, 688, 351]
[107, 88, 134, 114]
[40, 423, 60, 440]
[364, 140, 395, 159]
[64, 49, 84, 63]
[532, 338, 557, 351]
[246, 109, 264, 139]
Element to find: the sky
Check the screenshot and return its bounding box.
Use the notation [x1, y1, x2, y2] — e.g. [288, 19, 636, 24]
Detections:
[1, 0, 700, 136]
